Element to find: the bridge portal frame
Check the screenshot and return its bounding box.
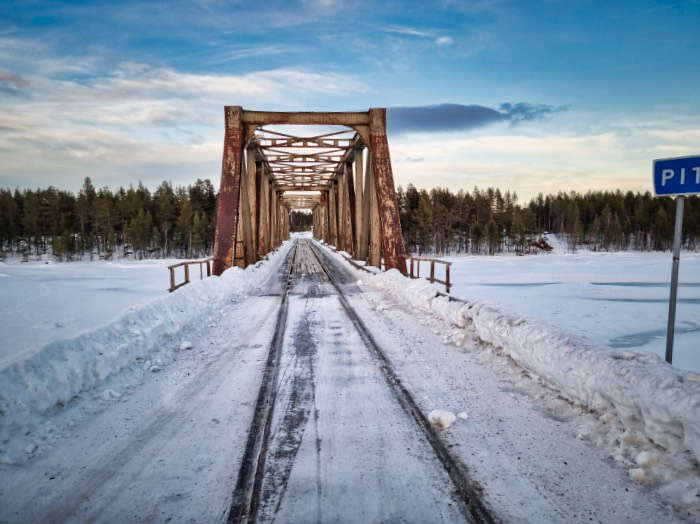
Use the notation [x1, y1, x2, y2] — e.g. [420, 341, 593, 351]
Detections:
[212, 107, 407, 276]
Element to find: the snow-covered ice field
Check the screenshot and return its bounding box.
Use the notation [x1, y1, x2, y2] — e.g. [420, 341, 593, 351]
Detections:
[431, 250, 700, 373]
[0, 259, 176, 367]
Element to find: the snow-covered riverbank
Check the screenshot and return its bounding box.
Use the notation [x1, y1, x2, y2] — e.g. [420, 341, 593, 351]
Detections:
[431, 249, 700, 373]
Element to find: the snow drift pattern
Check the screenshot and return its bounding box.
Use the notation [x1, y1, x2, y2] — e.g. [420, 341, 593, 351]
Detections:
[370, 269, 700, 465]
[0, 242, 292, 463]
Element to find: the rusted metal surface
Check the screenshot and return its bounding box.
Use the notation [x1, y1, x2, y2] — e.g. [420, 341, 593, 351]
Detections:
[368, 108, 407, 275]
[354, 149, 365, 258]
[168, 258, 213, 292]
[213, 106, 245, 276]
[345, 161, 356, 255]
[213, 107, 406, 276]
[319, 191, 328, 242]
[242, 110, 370, 126]
[367, 160, 382, 267]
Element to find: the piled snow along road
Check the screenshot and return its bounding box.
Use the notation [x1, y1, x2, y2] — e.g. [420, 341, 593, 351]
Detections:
[0, 242, 292, 464]
[364, 266, 700, 514]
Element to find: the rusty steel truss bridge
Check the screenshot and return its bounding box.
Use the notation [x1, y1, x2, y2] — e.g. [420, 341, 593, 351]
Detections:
[212, 107, 407, 276]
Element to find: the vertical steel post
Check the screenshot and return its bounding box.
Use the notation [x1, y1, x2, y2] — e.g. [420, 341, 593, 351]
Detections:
[212, 106, 245, 276]
[665, 195, 684, 364]
[368, 108, 407, 274]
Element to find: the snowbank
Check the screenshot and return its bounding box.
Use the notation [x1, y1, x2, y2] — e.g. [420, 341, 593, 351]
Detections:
[363, 266, 700, 510]
[0, 243, 292, 464]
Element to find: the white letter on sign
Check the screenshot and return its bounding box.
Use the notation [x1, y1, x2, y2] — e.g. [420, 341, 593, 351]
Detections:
[662, 169, 674, 186]
[680, 168, 686, 184]
[694, 166, 700, 184]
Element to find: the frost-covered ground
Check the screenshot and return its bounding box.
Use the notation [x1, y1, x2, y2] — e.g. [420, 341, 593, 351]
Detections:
[1, 237, 698, 521]
[427, 248, 700, 373]
[0, 259, 180, 367]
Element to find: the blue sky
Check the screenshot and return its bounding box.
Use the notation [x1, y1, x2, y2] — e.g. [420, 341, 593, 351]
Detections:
[1, 0, 699, 201]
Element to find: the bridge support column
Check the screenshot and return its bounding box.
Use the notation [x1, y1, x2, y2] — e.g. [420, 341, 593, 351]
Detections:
[354, 148, 366, 259]
[213, 106, 245, 275]
[270, 189, 278, 249]
[319, 191, 328, 243]
[368, 108, 406, 274]
[367, 159, 382, 267]
[256, 163, 268, 258]
[328, 182, 338, 247]
[345, 161, 356, 255]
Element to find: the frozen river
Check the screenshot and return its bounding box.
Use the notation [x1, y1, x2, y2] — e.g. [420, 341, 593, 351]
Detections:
[441, 250, 700, 373]
[0, 259, 176, 366]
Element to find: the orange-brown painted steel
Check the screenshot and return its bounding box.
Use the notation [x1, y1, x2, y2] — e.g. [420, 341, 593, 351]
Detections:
[213, 106, 244, 276]
[368, 108, 407, 274]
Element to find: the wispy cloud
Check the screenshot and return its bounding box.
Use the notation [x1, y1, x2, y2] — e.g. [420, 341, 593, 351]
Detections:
[0, 40, 370, 190]
[382, 24, 453, 46]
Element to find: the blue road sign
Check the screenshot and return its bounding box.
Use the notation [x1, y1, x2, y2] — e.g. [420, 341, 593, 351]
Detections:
[653, 155, 700, 196]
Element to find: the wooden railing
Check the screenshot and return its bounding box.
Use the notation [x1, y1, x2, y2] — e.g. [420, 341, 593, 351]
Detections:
[168, 258, 213, 292]
[408, 257, 452, 293]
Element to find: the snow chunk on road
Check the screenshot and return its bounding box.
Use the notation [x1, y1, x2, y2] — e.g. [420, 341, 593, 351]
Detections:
[179, 340, 193, 350]
[428, 409, 456, 431]
[457, 411, 469, 421]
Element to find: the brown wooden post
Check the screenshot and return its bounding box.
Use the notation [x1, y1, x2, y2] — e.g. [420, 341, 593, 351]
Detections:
[430, 260, 435, 283]
[184, 263, 190, 284]
[213, 106, 245, 275]
[446, 263, 451, 293]
[169, 267, 175, 292]
[206, 259, 211, 276]
[345, 161, 356, 255]
[368, 108, 407, 274]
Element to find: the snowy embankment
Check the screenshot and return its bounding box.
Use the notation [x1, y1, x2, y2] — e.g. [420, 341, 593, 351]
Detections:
[0, 242, 292, 464]
[357, 264, 700, 511]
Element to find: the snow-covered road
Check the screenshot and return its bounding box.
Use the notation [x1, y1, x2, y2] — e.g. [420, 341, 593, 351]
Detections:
[0, 238, 693, 523]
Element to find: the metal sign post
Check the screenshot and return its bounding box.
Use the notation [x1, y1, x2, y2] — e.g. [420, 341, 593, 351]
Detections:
[665, 196, 684, 364]
[653, 155, 700, 364]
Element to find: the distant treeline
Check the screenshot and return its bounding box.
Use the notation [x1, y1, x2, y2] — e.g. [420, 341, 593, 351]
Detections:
[397, 184, 700, 255]
[2, 178, 699, 260]
[0, 177, 217, 260]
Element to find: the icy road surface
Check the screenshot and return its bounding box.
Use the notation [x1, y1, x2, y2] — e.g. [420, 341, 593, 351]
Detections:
[0, 239, 685, 522]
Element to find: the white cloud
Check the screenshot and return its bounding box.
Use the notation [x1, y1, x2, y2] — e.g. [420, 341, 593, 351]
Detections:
[0, 50, 370, 191]
[435, 36, 454, 46]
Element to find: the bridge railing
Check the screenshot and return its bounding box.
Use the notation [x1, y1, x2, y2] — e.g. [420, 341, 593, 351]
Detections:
[406, 257, 452, 293]
[168, 258, 214, 292]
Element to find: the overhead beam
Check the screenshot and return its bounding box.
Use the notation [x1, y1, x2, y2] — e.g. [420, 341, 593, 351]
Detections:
[242, 110, 370, 126]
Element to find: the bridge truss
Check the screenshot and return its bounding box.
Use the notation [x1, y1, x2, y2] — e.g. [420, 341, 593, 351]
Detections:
[213, 107, 407, 276]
